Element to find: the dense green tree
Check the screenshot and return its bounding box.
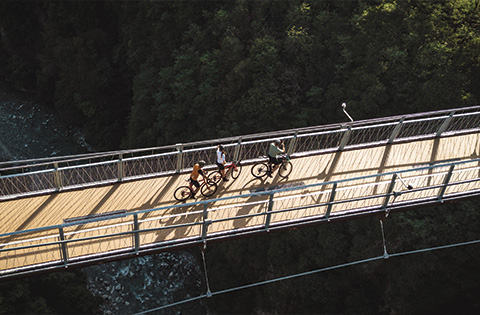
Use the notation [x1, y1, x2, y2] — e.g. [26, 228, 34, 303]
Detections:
[0, 271, 101, 314]
[0, 1, 479, 313]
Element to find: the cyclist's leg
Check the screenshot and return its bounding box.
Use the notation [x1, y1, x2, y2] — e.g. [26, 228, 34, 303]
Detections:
[190, 178, 200, 195]
[271, 157, 282, 173]
[217, 162, 228, 181]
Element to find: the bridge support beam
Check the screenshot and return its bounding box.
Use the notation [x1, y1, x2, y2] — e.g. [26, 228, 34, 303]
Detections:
[325, 183, 337, 221]
[265, 194, 274, 231]
[58, 227, 68, 266]
[175, 144, 184, 173]
[117, 154, 124, 182]
[286, 130, 299, 156]
[382, 174, 398, 215]
[202, 203, 211, 245]
[133, 213, 140, 254]
[233, 137, 243, 162]
[436, 111, 455, 137]
[54, 162, 63, 191]
[388, 117, 405, 144]
[338, 125, 352, 151]
[438, 164, 455, 201]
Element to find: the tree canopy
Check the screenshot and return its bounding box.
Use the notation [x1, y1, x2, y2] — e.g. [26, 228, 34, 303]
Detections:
[0, 0, 479, 149]
[0, 1, 479, 314]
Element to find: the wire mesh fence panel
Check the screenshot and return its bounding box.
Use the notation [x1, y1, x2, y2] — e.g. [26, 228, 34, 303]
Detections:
[64, 219, 133, 259]
[397, 117, 445, 139]
[0, 234, 62, 271]
[208, 197, 269, 234]
[141, 210, 203, 245]
[0, 170, 55, 196]
[347, 124, 396, 147]
[294, 132, 343, 154]
[445, 165, 480, 195]
[269, 190, 330, 224]
[235, 140, 273, 162]
[123, 153, 177, 178]
[61, 162, 118, 188]
[446, 113, 480, 133]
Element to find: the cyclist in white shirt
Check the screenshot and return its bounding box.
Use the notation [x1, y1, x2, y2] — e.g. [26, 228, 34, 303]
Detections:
[216, 145, 229, 181]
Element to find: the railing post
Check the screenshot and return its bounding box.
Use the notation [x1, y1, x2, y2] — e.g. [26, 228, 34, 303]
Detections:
[133, 213, 140, 254]
[201, 203, 211, 243]
[338, 124, 352, 151]
[265, 193, 274, 231]
[58, 227, 68, 266]
[436, 111, 455, 137]
[175, 144, 184, 173]
[233, 137, 242, 162]
[382, 174, 398, 211]
[286, 130, 299, 156]
[388, 117, 405, 144]
[117, 153, 124, 182]
[53, 162, 63, 191]
[438, 164, 455, 201]
[325, 183, 337, 221]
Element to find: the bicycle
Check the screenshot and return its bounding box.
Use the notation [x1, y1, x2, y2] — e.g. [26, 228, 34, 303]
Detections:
[174, 176, 218, 201]
[208, 160, 242, 184]
[251, 154, 293, 179]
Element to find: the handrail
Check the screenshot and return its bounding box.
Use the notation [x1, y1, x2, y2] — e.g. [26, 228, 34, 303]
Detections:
[1, 156, 480, 279]
[1, 105, 479, 169]
[1, 105, 480, 200]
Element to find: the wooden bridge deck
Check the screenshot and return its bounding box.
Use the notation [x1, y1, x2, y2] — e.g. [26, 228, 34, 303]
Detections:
[1, 133, 479, 272]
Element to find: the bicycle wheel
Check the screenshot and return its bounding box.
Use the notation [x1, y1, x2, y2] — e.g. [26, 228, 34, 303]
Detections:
[251, 162, 269, 178]
[201, 181, 218, 197]
[208, 171, 223, 184]
[278, 161, 293, 178]
[174, 186, 192, 201]
[230, 164, 241, 181]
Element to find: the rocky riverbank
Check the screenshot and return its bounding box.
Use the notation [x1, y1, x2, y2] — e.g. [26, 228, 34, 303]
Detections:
[0, 81, 207, 314]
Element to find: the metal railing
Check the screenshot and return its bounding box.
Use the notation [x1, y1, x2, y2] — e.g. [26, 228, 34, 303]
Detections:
[1, 106, 480, 200]
[1, 156, 480, 278]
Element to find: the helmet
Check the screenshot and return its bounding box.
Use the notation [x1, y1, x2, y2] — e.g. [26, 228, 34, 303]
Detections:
[274, 139, 281, 145]
[219, 144, 224, 151]
[198, 160, 206, 167]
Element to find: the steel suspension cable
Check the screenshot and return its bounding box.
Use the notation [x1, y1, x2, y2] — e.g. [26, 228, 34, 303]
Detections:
[133, 238, 480, 314]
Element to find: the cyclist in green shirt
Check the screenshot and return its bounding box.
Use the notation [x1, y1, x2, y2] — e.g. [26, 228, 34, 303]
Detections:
[267, 139, 285, 177]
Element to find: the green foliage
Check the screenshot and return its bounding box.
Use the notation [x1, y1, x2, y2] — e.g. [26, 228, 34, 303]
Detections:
[0, 271, 101, 314]
[0, 1, 480, 312]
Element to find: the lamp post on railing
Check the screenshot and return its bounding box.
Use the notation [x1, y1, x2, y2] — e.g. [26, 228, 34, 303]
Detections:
[339, 103, 354, 151]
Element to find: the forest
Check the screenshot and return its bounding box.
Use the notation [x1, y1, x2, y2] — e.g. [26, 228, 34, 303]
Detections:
[0, 0, 479, 314]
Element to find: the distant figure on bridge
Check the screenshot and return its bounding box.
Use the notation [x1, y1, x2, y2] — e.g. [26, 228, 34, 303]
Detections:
[267, 139, 285, 177]
[216, 145, 229, 181]
[189, 160, 207, 197]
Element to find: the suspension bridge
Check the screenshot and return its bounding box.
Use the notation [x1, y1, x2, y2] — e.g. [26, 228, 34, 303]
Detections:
[1, 106, 480, 280]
